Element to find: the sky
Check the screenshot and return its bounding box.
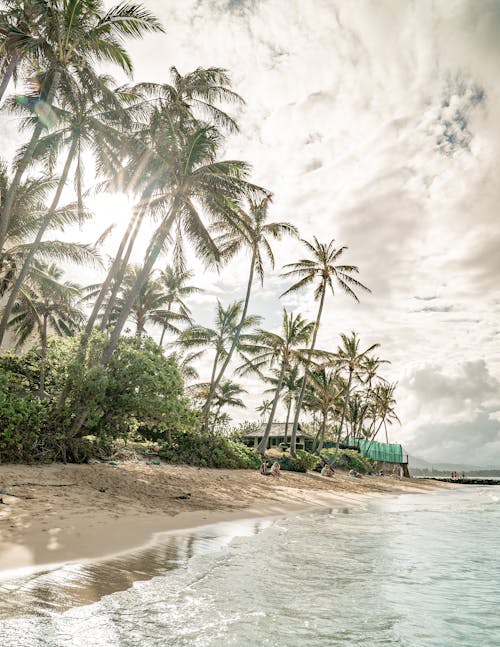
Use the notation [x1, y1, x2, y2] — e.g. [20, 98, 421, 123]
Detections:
[4, 0, 500, 466]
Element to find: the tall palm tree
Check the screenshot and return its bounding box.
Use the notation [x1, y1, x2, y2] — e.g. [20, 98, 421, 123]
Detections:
[99, 118, 266, 367]
[201, 197, 296, 430]
[7, 261, 83, 392]
[335, 332, 379, 450]
[113, 265, 167, 336]
[239, 309, 315, 455]
[0, 0, 43, 102]
[157, 265, 200, 346]
[281, 238, 370, 456]
[95, 65, 245, 331]
[178, 300, 261, 410]
[0, 74, 132, 344]
[304, 367, 342, 454]
[0, 0, 163, 253]
[210, 380, 246, 433]
[369, 382, 400, 443]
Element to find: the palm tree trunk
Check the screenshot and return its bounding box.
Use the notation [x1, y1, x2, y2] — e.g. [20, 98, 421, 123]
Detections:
[158, 299, 172, 347]
[67, 207, 177, 439]
[84, 208, 141, 335]
[284, 398, 292, 443]
[99, 202, 147, 330]
[201, 246, 257, 432]
[0, 70, 61, 252]
[335, 369, 353, 453]
[100, 207, 176, 365]
[289, 284, 326, 457]
[257, 358, 286, 455]
[39, 314, 48, 394]
[0, 138, 78, 346]
[317, 413, 327, 454]
[0, 52, 21, 102]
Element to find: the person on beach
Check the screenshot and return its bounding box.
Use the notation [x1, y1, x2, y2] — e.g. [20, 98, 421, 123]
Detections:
[269, 461, 281, 478]
[321, 464, 334, 477]
[259, 461, 270, 476]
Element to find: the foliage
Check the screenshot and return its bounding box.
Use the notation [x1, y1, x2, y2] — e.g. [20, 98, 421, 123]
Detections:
[158, 429, 261, 469]
[321, 448, 375, 473]
[0, 334, 197, 462]
[278, 450, 320, 473]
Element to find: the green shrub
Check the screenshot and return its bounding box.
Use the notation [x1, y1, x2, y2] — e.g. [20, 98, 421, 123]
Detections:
[277, 450, 320, 473]
[158, 429, 261, 469]
[321, 448, 375, 473]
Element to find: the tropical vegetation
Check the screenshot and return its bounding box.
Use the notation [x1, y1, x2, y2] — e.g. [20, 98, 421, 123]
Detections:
[0, 0, 400, 468]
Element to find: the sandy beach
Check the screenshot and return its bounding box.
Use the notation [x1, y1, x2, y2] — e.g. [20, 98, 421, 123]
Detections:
[0, 462, 456, 574]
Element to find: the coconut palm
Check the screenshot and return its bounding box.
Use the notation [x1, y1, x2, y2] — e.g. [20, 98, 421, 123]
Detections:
[157, 265, 200, 346]
[0, 0, 164, 253]
[369, 382, 400, 443]
[0, 74, 133, 344]
[7, 261, 83, 392]
[238, 309, 315, 455]
[0, 1, 44, 102]
[334, 332, 380, 450]
[178, 300, 261, 410]
[281, 238, 370, 455]
[95, 66, 246, 331]
[304, 367, 342, 453]
[100, 117, 267, 366]
[200, 197, 296, 431]
[210, 380, 246, 433]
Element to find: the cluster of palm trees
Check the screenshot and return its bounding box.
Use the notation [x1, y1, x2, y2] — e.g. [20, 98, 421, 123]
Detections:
[0, 1, 399, 452]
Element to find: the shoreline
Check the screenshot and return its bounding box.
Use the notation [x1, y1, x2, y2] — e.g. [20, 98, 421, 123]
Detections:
[0, 462, 457, 576]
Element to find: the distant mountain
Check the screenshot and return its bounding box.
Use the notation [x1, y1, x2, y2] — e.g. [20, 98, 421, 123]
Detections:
[409, 455, 499, 471]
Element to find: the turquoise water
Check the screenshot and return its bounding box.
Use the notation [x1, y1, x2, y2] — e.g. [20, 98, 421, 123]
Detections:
[0, 487, 499, 646]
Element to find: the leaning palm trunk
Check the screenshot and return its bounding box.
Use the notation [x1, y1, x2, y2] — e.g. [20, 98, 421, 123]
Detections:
[0, 53, 21, 102]
[201, 247, 256, 432]
[257, 358, 286, 455]
[67, 208, 177, 438]
[334, 369, 353, 453]
[99, 203, 147, 330]
[317, 413, 328, 454]
[0, 70, 61, 252]
[289, 286, 326, 456]
[39, 313, 48, 394]
[0, 138, 78, 346]
[283, 398, 292, 444]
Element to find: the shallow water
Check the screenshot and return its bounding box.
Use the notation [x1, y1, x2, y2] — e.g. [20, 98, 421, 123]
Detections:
[1, 487, 499, 646]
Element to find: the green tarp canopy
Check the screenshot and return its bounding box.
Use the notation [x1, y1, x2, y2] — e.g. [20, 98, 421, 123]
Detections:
[357, 439, 403, 463]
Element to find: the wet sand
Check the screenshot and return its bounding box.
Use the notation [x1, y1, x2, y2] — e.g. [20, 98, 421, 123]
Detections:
[0, 462, 456, 573]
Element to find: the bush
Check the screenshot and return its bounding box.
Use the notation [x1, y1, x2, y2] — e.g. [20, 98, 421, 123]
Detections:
[321, 448, 375, 473]
[0, 334, 198, 463]
[158, 429, 261, 469]
[278, 450, 320, 473]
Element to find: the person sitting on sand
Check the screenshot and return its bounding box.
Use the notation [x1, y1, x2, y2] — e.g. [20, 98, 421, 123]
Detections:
[259, 461, 270, 476]
[321, 464, 334, 478]
[269, 461, 281, 478]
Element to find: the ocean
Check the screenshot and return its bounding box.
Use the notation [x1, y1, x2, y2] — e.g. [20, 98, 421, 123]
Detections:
[0, 487, 498, 646]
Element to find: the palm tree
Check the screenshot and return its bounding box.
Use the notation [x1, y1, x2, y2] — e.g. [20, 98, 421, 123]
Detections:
[99, 118, 266, 367]
[0, 74, 132, 344]
[239, 309, 315, 455]
[369, 382, 400, 443]
[334, 332, 379, 450]
[0, 0, 163, 253]
[211, 380, 246, 433]
[256, 398, 273, 421]
[281, 238, 370, 456]
[178, 300, 261, 412]
[0, 1, 43, 102]
[157, 265, 200, 346]
[304, 367, 342, 454]
[112, 265, 167, 336]
[7, 261, 83, 392]
[201, 196, 296, 431]
[95, 65, 246, 331]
